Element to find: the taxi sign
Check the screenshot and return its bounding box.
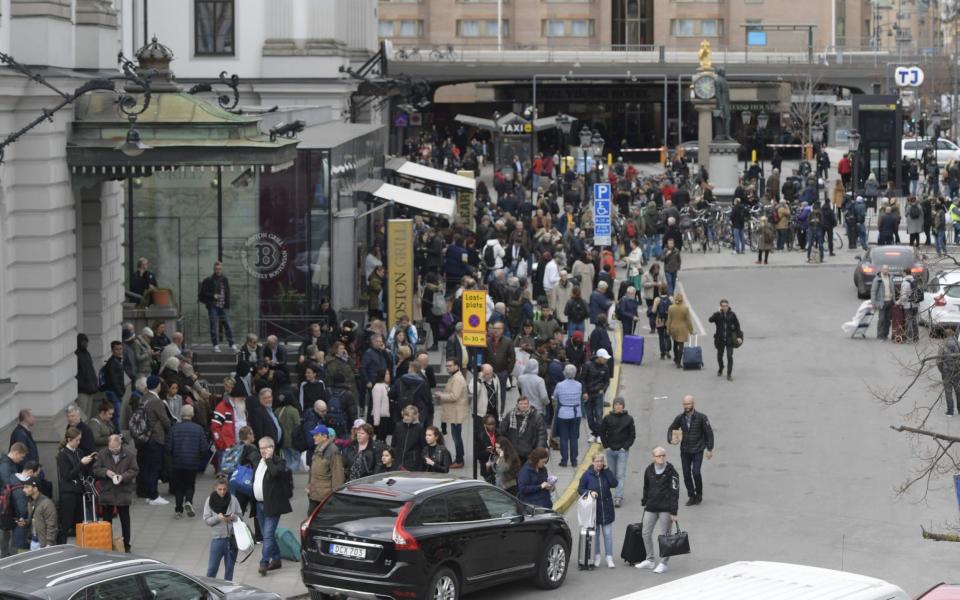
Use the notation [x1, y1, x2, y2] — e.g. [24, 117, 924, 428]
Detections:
[462, 290, 487, 347]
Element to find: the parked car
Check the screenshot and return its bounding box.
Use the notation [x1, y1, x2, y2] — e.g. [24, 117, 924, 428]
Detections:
[854, 245, 928, 299]
[918, 270, 960, 336]
[610, 561, 909, 600]
[902, 138, 960, 167]
[917, 583, 960, 599]
[300, 472, 571, 600]
[0, 545, 281, 600]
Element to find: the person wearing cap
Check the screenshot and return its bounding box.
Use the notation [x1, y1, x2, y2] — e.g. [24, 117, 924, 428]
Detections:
[141, 374, 171, 506]
[600, 398, 636, 507]
[306, 424, 344, 513]
[22, 477, 57, 550]
[580, 348, 611, 444]
[590, 314, 615, 378]
[564, 330, 588, 372]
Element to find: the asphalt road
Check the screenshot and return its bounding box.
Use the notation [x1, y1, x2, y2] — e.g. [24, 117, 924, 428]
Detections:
[490, 259, 960, 600]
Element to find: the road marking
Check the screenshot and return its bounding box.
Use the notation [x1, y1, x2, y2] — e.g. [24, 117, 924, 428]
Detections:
[677, 280, 707, 336]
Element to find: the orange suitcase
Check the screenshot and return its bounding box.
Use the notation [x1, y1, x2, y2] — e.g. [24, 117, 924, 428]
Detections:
[76, 493, 113, 551]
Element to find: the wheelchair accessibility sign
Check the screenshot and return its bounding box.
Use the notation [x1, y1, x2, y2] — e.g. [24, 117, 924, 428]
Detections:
[593, 183, 612, 246]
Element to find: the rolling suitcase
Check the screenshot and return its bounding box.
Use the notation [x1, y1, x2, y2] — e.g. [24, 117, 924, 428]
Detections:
[621, 335, 644, 365]
[620, 522, 647, 565]
[76, 492, 113, 551]
[891, 304, 905, 343]
[577, 526, 596, 570]
[681, 335, 703, 370]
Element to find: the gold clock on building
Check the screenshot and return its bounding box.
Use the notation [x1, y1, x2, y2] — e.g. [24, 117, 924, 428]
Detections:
[692, 73, 716, 100]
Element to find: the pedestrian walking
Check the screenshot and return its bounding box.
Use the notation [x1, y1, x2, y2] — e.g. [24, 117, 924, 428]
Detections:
[203, 475, 241, 581]
[577, 453, 619, 569]
[516, 447, 554, 509]
[666, 292, 694, 369]
[306, 424, 344, 513]
[635, 447, 680, 574]
[641, 264, 664, 333]
[564, 286, 590, 337]
[938, 327, 960, 416]
[0, 444, 26, 557]
[871, 265, 895, 340]
[198, 261, 237, 352]
[553, 365, 583, 467]
[92, 434, 138, 552]
[141, 375, 171, 506]
[898, 268, 920, 343]
[580, 350, 611, 443]
[599, 397, 635, 507]
[707, 299, 743, 381]
[662, 239, 681, 295]
[667, 396, 714, 505]
[617, 287, 640, 337]
[434, 359, 468, 469]
[652, 283, 673, 360]
[756, 216, 775, 265]
[166, 404, 208, 519]
[499, 396, 548, 464]
[252, 436, 293, 576]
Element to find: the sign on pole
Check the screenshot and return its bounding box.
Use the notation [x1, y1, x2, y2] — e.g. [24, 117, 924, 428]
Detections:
[456, 170, 476, 231]
[894, 65, 925, 88]
[461, 290, 487, 347]
[593, 183, 612, 246]
[387, 219, 414, 327]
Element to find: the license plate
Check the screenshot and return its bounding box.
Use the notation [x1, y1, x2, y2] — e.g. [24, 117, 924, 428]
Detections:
[329, 543, 367, 560]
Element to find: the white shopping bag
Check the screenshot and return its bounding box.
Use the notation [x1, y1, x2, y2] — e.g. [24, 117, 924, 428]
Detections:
[577, 492, 596, 529]
[233, 519, 254, 553]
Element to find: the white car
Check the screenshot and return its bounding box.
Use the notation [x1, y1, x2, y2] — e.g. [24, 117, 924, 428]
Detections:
[902, 137, 960, 167]
[918, 270, 960, 335]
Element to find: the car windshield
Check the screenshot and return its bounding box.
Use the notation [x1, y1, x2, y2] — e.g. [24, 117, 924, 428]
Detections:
[312, 493, 405, 533]
[869, 250, 916, 269]
[940, 279, 960, 298]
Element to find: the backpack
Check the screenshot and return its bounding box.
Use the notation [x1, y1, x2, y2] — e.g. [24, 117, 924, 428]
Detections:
[437, 312, 455, 340]
[771, 209, 780, 224]
[325, 388, 348, 434]
[626, 220, 638, 239]
[431, 289, 446, 316]
[219, 443, 244, 476]
[290, 418, 309, 453]
[397, 376, 425, 413]
[909, 280, 924, 304]
[0, 483, 23, 531]
[483, 244, 496, 268]
[567, 299, 587, 323]
[909, 203, 922, 219]
[98, 363, 108, 392]
[128, 400, 152, 445]
[656, 295, 672, 321]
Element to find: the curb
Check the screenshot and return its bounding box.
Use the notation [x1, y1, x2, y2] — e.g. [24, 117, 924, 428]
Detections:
[552, 326, 623, 515]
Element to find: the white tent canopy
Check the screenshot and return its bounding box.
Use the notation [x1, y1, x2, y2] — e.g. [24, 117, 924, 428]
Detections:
[357, 180, 455, 218]
[385, 157, 476, 191]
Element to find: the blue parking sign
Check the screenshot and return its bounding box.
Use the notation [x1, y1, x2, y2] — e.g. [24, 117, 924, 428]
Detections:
[593, 183, 612, 246]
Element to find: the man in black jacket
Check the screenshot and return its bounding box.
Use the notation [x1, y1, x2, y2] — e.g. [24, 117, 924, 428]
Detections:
[667, 395, 714, 506]
[76, 334, 99, 419]
[498, 396, 547, 464]
[637, 446, 680, 573]
[707, 299, 743, 381]
[600, 397, 635, 507]
[198, 261, 236, 352]
[580, 349, 611, 444]
[252, 436, 292, 576]
[102, 341, 126, 432]
[246, 389, 283, 449]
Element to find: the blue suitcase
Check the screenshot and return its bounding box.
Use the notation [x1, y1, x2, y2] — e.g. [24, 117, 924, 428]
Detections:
[681, 335, 703, 370]
[622, 335, 644, 365]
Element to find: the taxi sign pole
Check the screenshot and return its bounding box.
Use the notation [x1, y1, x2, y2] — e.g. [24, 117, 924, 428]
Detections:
[462, 290, 487, 480]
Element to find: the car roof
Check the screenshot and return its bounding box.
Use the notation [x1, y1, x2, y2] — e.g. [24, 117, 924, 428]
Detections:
[918, 583, 960, 599]
[337, 471, 473, 501]
[0, 546, 162, 597]
[611, 561, 909, 600]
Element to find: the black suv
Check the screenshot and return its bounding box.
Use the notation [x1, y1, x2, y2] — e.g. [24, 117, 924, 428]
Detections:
[300, 472, 571, 600]
[0, 545, 281, 600]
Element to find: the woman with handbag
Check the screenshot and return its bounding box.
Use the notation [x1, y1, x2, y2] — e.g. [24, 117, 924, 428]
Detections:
[577, 453, 619, 569]
[203, 474, 241, 581]
[636, 447, 680, 574]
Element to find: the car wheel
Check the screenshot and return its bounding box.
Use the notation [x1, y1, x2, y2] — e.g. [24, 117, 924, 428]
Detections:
[534, 536, 569, 590]
[426, 566, 460, 600]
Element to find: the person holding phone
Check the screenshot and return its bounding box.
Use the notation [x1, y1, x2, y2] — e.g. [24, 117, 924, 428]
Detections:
[55, 427, 94, 544]
[204, 474, 241, 581]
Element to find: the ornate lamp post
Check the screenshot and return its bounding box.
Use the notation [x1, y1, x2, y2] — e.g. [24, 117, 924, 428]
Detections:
[848, 129, 861, 196]
[579, 125, 592, 203]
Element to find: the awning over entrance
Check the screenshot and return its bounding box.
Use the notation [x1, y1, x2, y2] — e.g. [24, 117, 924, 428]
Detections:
[384, 157, 476, 191]
[357, 179, 455, 218]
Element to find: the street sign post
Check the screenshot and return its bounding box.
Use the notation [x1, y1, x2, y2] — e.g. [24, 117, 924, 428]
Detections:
[461, 290, 487, 347]
[593, 183, 612, 246]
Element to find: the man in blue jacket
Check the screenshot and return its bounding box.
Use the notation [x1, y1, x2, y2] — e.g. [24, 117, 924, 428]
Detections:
[165, 404, 209, 518]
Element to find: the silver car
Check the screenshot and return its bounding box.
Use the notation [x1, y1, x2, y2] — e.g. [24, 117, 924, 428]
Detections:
[0, 545, 280, 600]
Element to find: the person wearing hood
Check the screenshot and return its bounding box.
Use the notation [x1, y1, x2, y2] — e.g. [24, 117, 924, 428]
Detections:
[600, 398, 635, 507]
[517, 358, 550, 423]
[75, 334, 99, 419]
[498, 396, 547, 464]
[564, 330, 587, 371]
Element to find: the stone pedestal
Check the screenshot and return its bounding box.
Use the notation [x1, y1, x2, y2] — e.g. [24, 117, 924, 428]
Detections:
[693, 101, 715, 168]
[708, 140, 742, 198]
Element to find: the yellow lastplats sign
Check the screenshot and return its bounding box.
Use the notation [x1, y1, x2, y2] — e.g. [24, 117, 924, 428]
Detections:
[461, 290, 487, 347]
[387, 219, 414, 327]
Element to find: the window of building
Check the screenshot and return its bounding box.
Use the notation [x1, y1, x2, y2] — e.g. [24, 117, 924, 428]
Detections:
[612, 0, 653, 48]
[543, 19, 566, 37]
[194, 0, 234, 56]
[700, 19, 723, 37]
[670, 19, 696, 37]
[570, 20, 594, 36]
[379, 20, 424, 37]
[457, 19, 508, 37]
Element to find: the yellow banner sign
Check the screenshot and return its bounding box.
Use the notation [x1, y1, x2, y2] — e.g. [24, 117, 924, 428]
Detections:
[461, 290, 487, 347]
[456, 170, 475, 231]
[387, 219, 414, 327]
